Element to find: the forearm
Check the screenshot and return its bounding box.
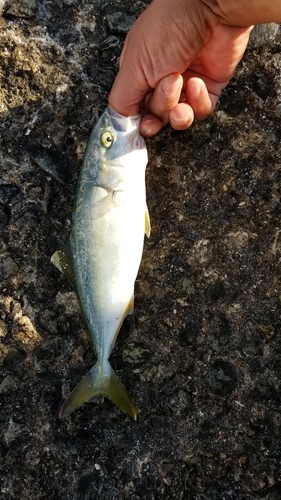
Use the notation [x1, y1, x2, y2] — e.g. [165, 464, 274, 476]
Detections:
[204, 0, 281, 25]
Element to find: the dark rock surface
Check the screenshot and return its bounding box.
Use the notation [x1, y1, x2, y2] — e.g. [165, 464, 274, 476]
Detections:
[0, 1, 281, 498]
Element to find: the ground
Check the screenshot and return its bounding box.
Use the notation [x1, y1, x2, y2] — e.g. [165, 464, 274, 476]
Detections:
[0, 1, 281, 499]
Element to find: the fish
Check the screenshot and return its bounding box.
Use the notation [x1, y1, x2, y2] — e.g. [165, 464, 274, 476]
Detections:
[51, 106, 150, 420]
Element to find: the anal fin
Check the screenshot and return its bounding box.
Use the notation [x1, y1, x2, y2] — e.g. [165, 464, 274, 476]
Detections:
[126, 293, 134, 316]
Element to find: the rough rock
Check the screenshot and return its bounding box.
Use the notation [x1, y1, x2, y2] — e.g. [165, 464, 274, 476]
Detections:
[0, 375, 17, 394]
[0, 1, 281, 499]
[107, 11, 136, 35]
[248, 23, 280, 49]
[3, 0, 37, 18]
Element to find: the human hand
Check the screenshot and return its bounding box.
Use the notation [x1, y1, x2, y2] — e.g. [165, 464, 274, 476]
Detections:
[108, 0, 253, 137]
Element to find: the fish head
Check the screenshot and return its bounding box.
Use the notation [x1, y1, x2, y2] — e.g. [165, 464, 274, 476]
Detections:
[86, 107, 147, 189]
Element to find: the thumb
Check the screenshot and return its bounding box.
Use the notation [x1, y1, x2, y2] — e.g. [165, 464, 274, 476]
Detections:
[108, 57, 150, 117]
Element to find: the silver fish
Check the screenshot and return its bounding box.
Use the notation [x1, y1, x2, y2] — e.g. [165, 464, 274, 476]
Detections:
[52, 106, 150, 419]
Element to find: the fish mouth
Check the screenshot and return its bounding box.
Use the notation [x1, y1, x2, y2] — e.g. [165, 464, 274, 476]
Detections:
[107, 106, 145, 151]
[107, 106, 141, 131]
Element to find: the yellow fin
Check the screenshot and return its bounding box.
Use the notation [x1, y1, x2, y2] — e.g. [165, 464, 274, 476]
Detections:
[126, 293, 134, 316]
[51, 241, 75, 289]
[145, 205, 151, 237]
[59, 361, 137, 420]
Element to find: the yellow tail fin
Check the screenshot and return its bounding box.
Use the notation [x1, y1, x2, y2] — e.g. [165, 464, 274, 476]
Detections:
[59, 361, 137, 420]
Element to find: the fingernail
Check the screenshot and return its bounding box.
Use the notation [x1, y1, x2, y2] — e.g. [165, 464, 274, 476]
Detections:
[142, 120, 159, 137]
[188, 78, 202, 98]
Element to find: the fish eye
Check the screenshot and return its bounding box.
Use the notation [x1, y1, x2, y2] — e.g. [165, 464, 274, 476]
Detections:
[101, 131, 114, 148]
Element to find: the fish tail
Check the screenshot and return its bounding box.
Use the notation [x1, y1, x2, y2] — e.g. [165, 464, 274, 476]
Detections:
[59, 361, 137, 420]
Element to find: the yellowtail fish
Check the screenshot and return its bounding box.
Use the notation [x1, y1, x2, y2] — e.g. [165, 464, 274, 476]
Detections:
[51, 106, 150, 420]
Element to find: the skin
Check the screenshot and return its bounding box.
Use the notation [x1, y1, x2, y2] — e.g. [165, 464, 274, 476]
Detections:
[108, 0, 281, 138]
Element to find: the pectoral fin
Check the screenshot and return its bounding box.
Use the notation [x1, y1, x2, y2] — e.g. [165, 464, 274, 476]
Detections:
[145, 205, 151, 237]
[91, 192, 117, 219]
